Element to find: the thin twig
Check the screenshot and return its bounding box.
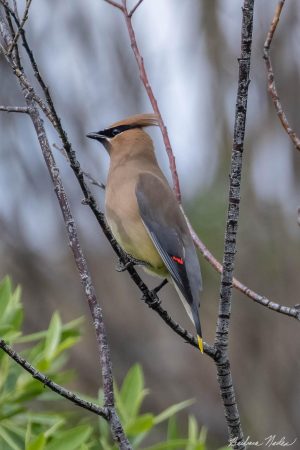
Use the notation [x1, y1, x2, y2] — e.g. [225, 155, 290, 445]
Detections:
[12, 0, 19, 19]
[0, 105, 29, 113]
[129, 0, 144, 17]
[0, 339, 108, 419]
[104, 0, 124, 12]
[263, 0, 300, 151]
[7, 0, 32, 56]
[214, 1, 255, 448]
[53, 143, 106, 190]
[187, 217, 300, 320]
[120, 0, 181, 202]
[0, 0, 55, 123]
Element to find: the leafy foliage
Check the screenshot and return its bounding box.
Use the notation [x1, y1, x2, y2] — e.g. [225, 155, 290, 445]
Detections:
[0, 277, 227, 450]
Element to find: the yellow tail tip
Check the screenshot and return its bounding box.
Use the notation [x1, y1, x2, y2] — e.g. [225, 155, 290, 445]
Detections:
[197, 335, 204, 354]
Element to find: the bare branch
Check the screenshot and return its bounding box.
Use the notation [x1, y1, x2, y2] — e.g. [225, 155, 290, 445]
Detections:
[129, 0, 144, 17]
[0, 339, 108, 419]
[0, 13, 131, 450]
[53, 143, 106, 191]
[12, 0, 19, 19]
[104, 0, 124, 12]
[187, 216, 300, 321]
[0, 105, 29, 113]
[0, 0, 56, 122]
[7, 0, 32, 56]
[263, 0, 300, 151]
[120, 0, 182, 202]
[214, 2, 255, 447]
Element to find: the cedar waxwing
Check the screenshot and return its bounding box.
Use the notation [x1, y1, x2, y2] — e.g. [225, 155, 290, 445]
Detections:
[87, 114, 203, 352]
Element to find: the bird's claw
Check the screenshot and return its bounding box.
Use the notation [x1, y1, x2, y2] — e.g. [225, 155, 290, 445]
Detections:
[141, 290, 161, 308]
[115, 259, 133, 272]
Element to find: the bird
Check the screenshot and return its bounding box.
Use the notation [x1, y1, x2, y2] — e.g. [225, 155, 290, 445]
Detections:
[87, 114, 203, 353]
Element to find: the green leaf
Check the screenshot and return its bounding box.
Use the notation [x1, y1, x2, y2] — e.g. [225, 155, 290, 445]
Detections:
[120, 364, 145, 420]
[198, 426, 207, 444]
[25, 421, 32, 448]
[0, 352, 10, 389]
[154, 399, 194, 425]
[0, 276, 12, 318]
[46, 425, 92, 450]
[0, 425, 22, 450]
[167, 416, 180, 441]
[125, 413, 154, 435]
[44, 312, 62, 360]
[188, 415, 198, 442]
[16, 316, 83, 345]
[27, 434, 47, 450]
[55, 336, 81, 354]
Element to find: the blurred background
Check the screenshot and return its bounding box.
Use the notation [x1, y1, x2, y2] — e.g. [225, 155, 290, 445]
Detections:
[0, 0, 300, 447]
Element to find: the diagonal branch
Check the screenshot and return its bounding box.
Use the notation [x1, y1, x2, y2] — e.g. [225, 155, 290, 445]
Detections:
[104, 0, 124, 12]
[0, 339, 108, 419]
[263, 0, 300, 151]
[0, 12, 131, 450]
[188, 219, 300, 320]
[129, 0, 144, 17]
[0, 105, 29, 113]
[120, 0, 181, 202]
[7, 0, 31, 56]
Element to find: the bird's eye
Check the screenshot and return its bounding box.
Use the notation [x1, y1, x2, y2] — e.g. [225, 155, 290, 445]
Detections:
[111, 128, 120, 137]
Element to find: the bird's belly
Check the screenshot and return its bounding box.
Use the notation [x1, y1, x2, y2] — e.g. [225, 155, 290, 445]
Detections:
[106, 212, 167, 277]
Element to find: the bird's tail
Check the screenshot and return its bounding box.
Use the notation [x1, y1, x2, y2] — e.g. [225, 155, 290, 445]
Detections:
[171, 279, 203, 353]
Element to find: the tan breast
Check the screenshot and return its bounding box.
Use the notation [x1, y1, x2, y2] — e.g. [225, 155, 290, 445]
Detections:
[105, 165, 166, 275]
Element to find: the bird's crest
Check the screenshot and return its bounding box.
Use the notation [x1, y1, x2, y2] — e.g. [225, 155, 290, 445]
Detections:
[109, 113, 160, 129]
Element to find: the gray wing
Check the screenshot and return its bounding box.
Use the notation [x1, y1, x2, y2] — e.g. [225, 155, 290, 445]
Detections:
[135, 172, 202, 312]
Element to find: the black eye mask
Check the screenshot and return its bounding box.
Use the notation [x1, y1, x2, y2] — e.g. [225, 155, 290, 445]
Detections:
[99, 124, 137, 138]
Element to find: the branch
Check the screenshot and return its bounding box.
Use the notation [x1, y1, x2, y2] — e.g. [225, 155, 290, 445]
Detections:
[214, 1, 255, 447]
[0, 105, 29, 113]
[187, 217, 300, 320]
[120, 0, 181, 202]
[129, 0, 144, 17]
[0, 0, 55, 123]
[0, 13, 131, 450]
[7, 0, 32, 56]
[0, 339, 108, 419]
[263, 0, 300, 151]
[104, 0, 124, 12]
[53, 143, 106, 190]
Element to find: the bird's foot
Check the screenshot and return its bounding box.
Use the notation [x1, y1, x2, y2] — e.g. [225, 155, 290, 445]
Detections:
[141, 279, 168, 307]
[115, 258, 134, 272]
[141, 289, 161, 308]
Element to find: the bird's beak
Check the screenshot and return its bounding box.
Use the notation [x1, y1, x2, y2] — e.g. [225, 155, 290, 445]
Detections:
[86, 132, 106, 142]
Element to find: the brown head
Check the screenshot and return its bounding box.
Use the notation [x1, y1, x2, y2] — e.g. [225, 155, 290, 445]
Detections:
[86, 113, 160, 157]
